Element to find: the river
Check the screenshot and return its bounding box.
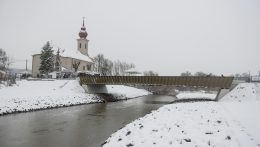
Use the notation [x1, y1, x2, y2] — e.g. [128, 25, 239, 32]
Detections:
[0, 95, 175, 147]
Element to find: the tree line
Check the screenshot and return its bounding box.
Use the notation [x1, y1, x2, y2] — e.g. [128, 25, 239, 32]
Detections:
[92, 54, 135, 76]
[180, 71, 216, 76]
[180, 71, 260, 77]
[92, 54, 159, 76]
[0, 48, 11, 71]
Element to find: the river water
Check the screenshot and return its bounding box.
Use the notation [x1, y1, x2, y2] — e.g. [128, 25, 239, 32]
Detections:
[0, 95, 176, 147]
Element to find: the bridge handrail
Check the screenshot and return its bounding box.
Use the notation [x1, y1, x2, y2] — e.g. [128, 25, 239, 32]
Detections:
[79, 76, 234, 89]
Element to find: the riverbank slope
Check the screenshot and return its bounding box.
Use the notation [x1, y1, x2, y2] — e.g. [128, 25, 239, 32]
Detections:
[103, 83, 260, 147]
[0, 79, 150, 115]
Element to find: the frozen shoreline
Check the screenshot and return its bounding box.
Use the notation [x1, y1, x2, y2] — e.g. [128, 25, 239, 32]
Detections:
[0, 79, 150, 116]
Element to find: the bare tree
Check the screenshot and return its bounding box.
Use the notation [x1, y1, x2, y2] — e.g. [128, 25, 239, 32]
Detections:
[55, 48, 61, 72]
[0, 48, 9, 71]
[112, 60, 120, 75]
[143, 70, 159, 76]
[93, 54, 135, 76]
[0, 48, 15, 85]
[207, 73, 216, 77]
[241, 72, 250, 77]
[234, 73, 241, 77]
[101, 59, 113, 75]
[72, 60, 80, 72]
[180, 71, 192, 76]
[93, 54, 105, 73]
[194, 71, 208, 76]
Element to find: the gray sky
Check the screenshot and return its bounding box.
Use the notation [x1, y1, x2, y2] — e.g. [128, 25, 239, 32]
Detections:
[0, 0, 259, 76]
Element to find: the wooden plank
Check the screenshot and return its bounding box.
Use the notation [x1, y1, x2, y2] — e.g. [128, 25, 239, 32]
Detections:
[163, 76, 168, 85]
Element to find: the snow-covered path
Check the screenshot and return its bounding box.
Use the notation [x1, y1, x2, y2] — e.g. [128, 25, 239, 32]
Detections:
[103, 83, 260, 147]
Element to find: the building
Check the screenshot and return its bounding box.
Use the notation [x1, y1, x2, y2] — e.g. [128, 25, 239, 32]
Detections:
[32, 19, 94, 77]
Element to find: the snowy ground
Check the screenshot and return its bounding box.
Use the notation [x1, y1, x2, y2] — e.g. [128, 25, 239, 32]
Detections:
[0, 79, 150, 115]
[103, 83, 260, 147]
[106, 85, 151, 100]
[176, 90, 217, 100]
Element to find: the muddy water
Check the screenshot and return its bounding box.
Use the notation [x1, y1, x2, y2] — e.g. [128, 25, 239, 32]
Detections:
[0, 95, 175, 147]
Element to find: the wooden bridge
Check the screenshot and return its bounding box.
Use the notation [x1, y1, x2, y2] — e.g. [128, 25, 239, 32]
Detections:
[79, 76, 234, 100]
[79, 76, 234, 89]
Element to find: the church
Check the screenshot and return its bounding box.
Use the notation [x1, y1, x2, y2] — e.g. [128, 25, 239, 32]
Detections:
[32, 20, 94, 77]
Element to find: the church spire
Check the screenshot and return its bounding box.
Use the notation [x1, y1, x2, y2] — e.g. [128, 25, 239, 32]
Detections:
[79, 17, 88, 39]
[83, 17, 85, 27]
[77, 18, 89, 56]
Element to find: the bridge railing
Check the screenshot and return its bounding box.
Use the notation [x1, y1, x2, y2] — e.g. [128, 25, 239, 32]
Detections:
[79, 76, 234, 89]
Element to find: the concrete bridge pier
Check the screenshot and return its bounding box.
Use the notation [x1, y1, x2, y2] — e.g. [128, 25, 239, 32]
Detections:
[81, 85, 124, 102]
[215, 88, 230, 101]
[82, 84, 108, 94]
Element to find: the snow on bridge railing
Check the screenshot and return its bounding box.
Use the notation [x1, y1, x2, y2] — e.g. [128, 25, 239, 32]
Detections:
[79, 76, 234, 89]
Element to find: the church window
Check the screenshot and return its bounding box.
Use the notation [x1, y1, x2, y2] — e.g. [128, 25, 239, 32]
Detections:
[83, 66, 85, 70]
[79, 43, 81, 48]
[85, 43, 86, 49]
[87, 65, 91, 70]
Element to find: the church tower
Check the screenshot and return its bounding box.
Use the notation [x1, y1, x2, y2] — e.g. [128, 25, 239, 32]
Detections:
[77, 18, 89, 56]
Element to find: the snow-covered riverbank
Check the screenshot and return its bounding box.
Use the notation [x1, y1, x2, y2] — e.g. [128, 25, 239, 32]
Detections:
[103, 83, 260, 147]
[105, 85, 152, 101]
[0, 79, 150, 116]
[176, 90, 217, 100]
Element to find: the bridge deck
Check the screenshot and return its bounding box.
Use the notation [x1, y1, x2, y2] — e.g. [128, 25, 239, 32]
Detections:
[80, 76, 234, 89]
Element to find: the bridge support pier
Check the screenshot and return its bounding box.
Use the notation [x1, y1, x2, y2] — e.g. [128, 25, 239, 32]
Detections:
[82, 84, 108, 94]
[215, 88, 230, 101]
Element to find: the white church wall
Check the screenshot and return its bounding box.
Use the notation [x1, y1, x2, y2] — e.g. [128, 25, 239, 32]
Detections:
[32, 55, 93, 77]
[60, 57, 73, 71]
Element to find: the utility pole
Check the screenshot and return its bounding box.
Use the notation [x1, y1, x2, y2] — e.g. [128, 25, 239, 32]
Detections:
[248, 70, 251, 83]
[26, 59, 28, 71]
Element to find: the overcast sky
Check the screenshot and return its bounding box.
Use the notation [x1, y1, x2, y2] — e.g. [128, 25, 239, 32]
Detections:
[0, 0, 259, 75]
